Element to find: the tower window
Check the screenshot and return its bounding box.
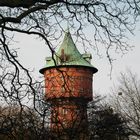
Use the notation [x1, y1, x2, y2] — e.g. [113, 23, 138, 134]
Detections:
[61, 108, 68, 115]
[82, 53, 92, 63]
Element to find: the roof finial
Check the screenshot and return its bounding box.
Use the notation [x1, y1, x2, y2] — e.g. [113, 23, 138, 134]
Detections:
[65, 22, 70, 33]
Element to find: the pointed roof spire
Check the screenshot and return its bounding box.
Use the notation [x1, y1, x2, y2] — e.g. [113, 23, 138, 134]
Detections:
[40, 31, 98, 74]
[66, 21, 70, 32]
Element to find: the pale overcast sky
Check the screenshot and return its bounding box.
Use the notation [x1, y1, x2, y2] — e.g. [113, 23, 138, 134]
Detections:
[13, 23, 140, 96]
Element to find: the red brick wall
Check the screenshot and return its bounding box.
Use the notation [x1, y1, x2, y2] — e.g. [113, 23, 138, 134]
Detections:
[44, 67, 93, 101]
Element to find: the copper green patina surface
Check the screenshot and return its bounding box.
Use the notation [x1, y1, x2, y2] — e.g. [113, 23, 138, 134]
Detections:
[40, 31, 98, 74]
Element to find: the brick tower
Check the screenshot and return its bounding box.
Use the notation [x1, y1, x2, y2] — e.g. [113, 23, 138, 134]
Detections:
[40, 31, 98, 139]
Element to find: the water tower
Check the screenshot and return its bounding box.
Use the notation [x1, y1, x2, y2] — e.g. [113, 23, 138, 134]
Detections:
[40, 31, 98, 139]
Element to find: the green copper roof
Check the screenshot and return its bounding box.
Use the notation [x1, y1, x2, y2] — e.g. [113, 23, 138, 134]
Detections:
[40, 31, 98, 74]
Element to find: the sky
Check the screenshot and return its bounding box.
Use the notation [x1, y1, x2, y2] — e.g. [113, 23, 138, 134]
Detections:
[94, 25, 140, 95]
[13, 23, 140, 97]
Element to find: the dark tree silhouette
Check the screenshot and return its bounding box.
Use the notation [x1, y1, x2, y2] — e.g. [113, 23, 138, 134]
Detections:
[88, 104, 129, 140]
[0, 99, 130, 140]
